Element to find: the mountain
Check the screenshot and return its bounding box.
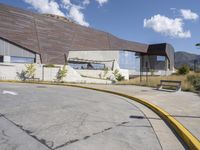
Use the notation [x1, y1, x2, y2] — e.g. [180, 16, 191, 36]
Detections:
[175, 51, 200, 69]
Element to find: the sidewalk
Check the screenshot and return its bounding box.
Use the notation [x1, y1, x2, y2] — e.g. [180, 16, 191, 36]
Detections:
[75, 84, 200, 148]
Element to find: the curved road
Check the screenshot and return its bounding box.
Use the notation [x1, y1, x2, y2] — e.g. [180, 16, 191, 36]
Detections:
[0, 83, 162, 150]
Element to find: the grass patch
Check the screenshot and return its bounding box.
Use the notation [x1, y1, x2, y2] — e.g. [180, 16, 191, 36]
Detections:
[118, 72, 200, 91]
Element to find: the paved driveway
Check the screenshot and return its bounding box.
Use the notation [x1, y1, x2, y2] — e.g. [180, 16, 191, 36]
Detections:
[0, 83, 161, 150]
[78, 84, 200, 141]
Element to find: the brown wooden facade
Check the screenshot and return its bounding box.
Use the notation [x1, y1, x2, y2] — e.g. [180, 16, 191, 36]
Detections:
[0, 3, 174, 69]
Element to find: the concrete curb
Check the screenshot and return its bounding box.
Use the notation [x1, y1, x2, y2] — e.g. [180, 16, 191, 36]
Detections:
[1, 81, 200, 149]
[65, 84, 200, 150]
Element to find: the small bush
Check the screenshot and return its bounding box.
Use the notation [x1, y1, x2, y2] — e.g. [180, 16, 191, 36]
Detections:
[16, 70, 27, 81]
[56, 65, 67, 82]
[195, 43, 200, 47]
[178, 64, 190, 75]
[25, 64, 36, 78]
[115, 73, 125, 81]
[113, 69, 119, 77]
[187, 75, 200, 91]
[113, 69, 125, 81]
[43, 64, 55, 68]
[16, 64, 36, 81]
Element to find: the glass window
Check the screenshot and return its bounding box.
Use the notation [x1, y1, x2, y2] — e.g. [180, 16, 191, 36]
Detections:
[157, 56, 165, 61]
[68, 62, 105, 70]
[119, 51, 140, 71]
[11, 56, 35, 63]
[0, 56, 3, 62]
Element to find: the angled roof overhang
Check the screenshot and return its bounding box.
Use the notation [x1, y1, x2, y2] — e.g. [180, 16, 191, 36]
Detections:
[0, 3, 174, 65]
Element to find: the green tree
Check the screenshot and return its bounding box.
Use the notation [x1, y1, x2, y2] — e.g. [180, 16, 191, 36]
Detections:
[195, 43, 200, 47]
[56, 65, 67, 82]
[178, 64, 190, 75]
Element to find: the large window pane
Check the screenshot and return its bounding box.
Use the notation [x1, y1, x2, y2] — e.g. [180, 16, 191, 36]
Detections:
[119, 51, 140, 71]
[11, 56, 34, 63]
[157, 56, 165, 61]
[68, 62, 105, 70]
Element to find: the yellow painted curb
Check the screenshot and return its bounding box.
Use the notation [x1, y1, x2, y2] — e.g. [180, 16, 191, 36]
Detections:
[65, 84, 200, 150]
[1, 81, 200, 149]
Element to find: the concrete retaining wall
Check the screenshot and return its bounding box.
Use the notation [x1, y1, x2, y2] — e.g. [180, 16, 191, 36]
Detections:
[0, 63, 112, 84]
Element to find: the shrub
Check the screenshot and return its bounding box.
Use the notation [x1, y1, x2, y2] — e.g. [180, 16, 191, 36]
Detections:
[113, 69, 119, 77]
[25, 64, 36, 78]
[187, 75, 200, 91]
[115, 73, 125, 81]
[43, 64, 55, 68]
[195, 43, 200, 47]
[16, 64, 36, 81]
[56, 65, 67, 82]
[113, 69, 125, 81]
[178, 64, 190, 75]
[16, 70, 28, 81]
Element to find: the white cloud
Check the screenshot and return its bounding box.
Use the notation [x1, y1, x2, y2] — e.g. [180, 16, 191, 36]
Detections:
[96, 0, 108, 6]
[170, 8, 176, 11]
[83, 0, 90, 6]
[68, 5, 89, 26]
[24, 0, 109, 27]
[180, 9, 199, 20]
[144, 14, 191, 38]
[61, 0, 89, 26]
[24, 0, 65, 16]
[62, 0, 71, 5]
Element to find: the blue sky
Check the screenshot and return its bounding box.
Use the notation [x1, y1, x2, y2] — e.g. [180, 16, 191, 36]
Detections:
[0, 0, 200, 54]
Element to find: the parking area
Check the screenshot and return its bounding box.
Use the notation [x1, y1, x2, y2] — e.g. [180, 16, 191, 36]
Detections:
[0, 83, 162, 150]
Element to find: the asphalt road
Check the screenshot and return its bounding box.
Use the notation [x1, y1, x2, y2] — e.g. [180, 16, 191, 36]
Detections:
[0, 83, 162, 150]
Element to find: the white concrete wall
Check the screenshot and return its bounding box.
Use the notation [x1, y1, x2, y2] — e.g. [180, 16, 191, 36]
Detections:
[77, 77, 112, 84]
[76, 70, 110, 79]
[68, 50, 119, 69]
[0, 64, 17, 80]
[68, 50, 119, 61]
[3, 56, 11, 63]
[68, 50, 129, 80]
[76, 69, 129, 80]
[119, 69, 129, 80]
[0, 63, 113, 84]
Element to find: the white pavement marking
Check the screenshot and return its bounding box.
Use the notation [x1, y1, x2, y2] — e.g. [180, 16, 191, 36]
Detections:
[2, 90, 18, 95]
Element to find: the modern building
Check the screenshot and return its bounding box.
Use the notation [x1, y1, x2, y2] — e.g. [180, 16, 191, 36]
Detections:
[0, 3, 174, 80]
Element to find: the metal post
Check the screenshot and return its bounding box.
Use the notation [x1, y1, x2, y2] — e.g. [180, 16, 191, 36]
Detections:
[140, 55, 143, 83]
[194, 60, 197, 72]
[42, 65, 44, 81]
[112, 60, 115, 71]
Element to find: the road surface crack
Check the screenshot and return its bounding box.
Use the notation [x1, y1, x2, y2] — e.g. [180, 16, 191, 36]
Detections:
[53, 121, 129, 150]
[0, 114, 53, 150]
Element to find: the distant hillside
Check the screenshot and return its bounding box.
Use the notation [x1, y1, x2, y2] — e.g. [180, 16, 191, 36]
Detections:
[175, 51, 200, 69]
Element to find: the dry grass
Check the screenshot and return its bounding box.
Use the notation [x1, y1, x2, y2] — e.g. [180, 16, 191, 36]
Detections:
[119, 72, 200, 91]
